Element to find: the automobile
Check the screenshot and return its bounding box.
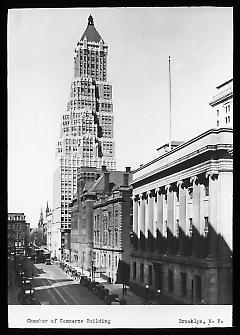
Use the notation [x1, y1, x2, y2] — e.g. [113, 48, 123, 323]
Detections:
[99, 288, 110, 300]
[21, 288, 36, 305]
[45, 259, 51, 265]
[93, 284, 104, 295]
[105, 293, 119, 305]
[80, 275, 88, 286]
[88, 281, 100, 292]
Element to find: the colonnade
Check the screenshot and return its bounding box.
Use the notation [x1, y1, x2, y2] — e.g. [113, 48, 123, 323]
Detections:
[132, 172, 220, 259]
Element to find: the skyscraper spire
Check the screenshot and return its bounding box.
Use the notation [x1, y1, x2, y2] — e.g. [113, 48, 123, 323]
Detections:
[46, 201, 49, 215]
[88, 14, 94, 25]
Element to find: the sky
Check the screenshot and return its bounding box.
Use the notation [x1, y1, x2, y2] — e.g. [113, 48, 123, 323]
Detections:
[7, 7, 233, 227]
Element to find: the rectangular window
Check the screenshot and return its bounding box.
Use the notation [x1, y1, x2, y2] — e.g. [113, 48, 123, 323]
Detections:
[181, 272, 187, 297]
[204, 217, 209, 236]
[140, 263, 144, 283]
[204, 184, 209, 197]
[148, 265, 153, 286]
[217, 120, 219, 127]
[133, 262, 136, 279]
[228, 116, 230, 122]
[226, 117, 228, 123]
[176, 189, 179, 202]
[188, 187, 193, 199]
[189, 218, 193, 236]
[176, 219, 180, 237]
[168, 269, 173, 293]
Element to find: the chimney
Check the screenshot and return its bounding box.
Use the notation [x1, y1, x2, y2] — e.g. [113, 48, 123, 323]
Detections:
[123, 167, 131, 186]
[104, 172, 110, 193]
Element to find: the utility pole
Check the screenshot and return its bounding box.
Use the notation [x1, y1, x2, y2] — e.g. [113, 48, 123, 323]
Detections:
[168, 56, 172, 151]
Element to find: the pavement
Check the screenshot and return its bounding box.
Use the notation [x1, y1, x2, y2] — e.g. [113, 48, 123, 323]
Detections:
[8, 259, 21, 305]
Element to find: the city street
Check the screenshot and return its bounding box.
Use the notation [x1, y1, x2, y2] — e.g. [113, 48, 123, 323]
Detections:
[32, 262, 105, 305]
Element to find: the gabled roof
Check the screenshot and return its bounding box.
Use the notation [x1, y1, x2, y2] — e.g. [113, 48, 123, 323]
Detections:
[80, 15, 103, 43]
[84, 171, 129, 195]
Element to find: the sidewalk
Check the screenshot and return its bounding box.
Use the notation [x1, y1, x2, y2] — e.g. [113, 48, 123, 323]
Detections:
[103, 282, 147, 305]
[59, 263, 155, 305]
[8, 259, 21, 305]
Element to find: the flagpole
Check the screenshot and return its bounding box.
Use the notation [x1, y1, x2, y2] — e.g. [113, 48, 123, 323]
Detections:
[168, 56, 172, 151]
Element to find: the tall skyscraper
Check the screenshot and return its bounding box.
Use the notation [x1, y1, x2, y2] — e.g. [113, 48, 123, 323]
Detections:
[51, 15, 116, 260]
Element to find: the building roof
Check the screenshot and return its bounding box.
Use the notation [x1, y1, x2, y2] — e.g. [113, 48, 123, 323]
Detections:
[80, 15, 103, 43]
[156, 141, 184, 151]
[216, 79, 233, 89]
[85, 171, 129, 195]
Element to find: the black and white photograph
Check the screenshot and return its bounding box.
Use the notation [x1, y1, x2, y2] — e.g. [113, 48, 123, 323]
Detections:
[7, 7, 233, 328]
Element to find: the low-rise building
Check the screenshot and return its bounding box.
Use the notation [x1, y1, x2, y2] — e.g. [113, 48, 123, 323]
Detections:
[70, 166, 132, 283]
[93, 167, 132, 283]
[8, 213, 29, 255]
[129, 128, 233, 304]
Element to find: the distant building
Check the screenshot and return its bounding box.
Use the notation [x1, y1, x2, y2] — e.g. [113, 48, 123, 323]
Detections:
[209, 79, 233, 128]
[130, 128, 233, 304]
[38, 203, 50, 246]
[46, 208, 53, 255]
[70, 166, 132, 283]
[8, 213, 29, 255]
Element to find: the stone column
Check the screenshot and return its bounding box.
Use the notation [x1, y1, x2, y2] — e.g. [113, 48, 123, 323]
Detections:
[153, 188, 159, 252]
[190, 176, 199, 257]
[206, 171, 219, 259]
[145, 192, 150, 251]
[198, 181, 206, 259]
[139, 194, 146, 251]
[148, 191, 154, 252]
[165, 184, 174, 255]
[157, 189, 164, 253]
[132, 195, 138, 250]
[178, 180, 187, 256]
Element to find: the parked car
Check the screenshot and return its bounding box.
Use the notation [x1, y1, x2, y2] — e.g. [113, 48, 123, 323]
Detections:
[88, 281, 99, 292]
[93, 284, 104, 295]
[45, 258, 51, 265]
[105, 293, 119, 305]
[21, 288, 36, 305]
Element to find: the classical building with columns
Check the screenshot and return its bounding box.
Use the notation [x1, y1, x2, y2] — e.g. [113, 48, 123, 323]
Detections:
[129, 127, 233, 304]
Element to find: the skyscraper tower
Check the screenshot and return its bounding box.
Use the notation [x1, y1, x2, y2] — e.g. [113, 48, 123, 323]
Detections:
[52, 15, 116, 260]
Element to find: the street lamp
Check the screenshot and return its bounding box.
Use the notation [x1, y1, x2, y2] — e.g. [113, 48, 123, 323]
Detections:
[144, 284, 149, 303]
[81, 252, 85, 275]
[91, 252, 96, 282]
[156, 289, 162, 303]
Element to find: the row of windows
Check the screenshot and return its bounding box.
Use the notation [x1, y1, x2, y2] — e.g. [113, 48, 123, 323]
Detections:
[8, 216, 25, 221]
[95, 253, 118, 268]
[94, 230, 118, 246]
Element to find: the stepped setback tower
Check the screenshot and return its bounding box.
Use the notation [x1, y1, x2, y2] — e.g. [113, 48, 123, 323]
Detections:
[52, 15, 116, 260]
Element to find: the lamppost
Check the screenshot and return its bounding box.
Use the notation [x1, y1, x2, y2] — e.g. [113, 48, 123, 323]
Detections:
[156, 289, 162, 303]
[81, 252, 85, 275]
[144, 284, 149, 303]
[91, 252, 96, 282]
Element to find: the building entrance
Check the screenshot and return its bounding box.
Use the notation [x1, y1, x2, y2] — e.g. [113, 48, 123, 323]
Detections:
[153, 262, 163, 291]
